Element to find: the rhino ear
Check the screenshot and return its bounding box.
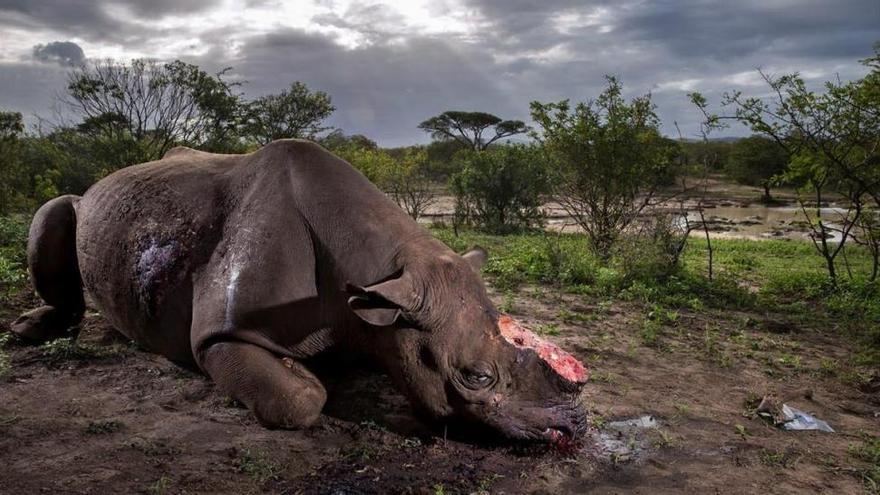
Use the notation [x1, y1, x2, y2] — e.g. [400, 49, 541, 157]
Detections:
[462, 246, 488, 272]
[346, 271, 416, 327]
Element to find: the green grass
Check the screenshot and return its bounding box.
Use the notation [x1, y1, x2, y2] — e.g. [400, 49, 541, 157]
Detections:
[849, 433, 880, 492]
[235, 447, 281, 483]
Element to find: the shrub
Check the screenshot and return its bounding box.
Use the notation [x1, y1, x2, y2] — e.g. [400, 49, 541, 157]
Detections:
[614, 213, 689, 284]
[450, 144, 549, 234]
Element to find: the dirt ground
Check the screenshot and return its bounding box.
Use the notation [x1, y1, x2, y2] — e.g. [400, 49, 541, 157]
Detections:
[1, 282, 878, 494]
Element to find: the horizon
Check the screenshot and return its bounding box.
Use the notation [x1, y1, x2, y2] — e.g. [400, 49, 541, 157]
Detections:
[1, 0, 877, 146]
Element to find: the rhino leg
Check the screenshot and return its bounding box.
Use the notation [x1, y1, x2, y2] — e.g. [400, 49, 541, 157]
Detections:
[202, 341, 327, 429]
[12, 195, 85, 342]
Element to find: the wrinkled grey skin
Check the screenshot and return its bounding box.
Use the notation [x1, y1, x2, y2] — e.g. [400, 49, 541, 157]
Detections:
[12, 140, 586, 442]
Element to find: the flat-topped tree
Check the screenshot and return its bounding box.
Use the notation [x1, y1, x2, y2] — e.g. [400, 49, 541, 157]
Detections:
[418, 111, 527, 151]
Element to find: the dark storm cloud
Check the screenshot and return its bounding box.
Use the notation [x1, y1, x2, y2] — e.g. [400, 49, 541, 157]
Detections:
[1, 0, 877, 144]
[0, 61, 69, 123]
[32, 41, 86, 67]
[0, 0, 220, 42]
[194, 28, 522, 147]
[0, 0, 121, 40]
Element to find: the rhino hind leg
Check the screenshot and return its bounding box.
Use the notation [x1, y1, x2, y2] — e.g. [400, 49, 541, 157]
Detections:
[202, 341, 327, 429]
[12, 195, 85, 342]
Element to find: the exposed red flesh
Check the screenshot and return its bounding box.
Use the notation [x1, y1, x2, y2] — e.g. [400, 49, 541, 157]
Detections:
[497, 315, 588, 384]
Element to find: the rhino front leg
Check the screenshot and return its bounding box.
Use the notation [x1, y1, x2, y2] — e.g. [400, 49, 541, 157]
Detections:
[202, 341, 327, 429]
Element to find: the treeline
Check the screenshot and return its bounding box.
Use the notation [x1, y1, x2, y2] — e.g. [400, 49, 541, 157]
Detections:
[1, 45, 878, 284]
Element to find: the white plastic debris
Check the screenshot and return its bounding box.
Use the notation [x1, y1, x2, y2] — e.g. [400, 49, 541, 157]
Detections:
[606, 415, 659, 430]
[779, 404, 834, 433]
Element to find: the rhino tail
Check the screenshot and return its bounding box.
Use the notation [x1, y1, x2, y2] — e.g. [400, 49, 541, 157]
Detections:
[11, 195, 85, 342]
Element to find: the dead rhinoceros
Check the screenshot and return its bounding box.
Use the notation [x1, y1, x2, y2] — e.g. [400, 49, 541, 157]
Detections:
[12, 139, 588, 442]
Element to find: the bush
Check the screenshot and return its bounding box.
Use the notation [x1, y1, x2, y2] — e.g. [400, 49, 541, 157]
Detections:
[614, 213, 689, 283]
[450, 144, 549, 234]
[0, 215, 29, 301]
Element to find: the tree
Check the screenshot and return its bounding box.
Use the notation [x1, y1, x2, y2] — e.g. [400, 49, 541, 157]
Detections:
[0, 111, 26, 213]
[718, 43, 880, 283]
[64, 58, 243, 167]
[244, 82, 335, 145]
[385, 147, 436, 221]
[319, 129, 377, 152]
[726, 135, 789, 202]
[450, 144, 549, 234]
[531, 76, 679, 257]
[418, 111, 527, 151]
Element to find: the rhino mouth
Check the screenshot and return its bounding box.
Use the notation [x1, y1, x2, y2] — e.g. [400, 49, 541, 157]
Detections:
[493, 402, 588, 443]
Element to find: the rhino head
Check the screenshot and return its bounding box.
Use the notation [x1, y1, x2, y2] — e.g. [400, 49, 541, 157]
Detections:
[347, 248, 589, 443]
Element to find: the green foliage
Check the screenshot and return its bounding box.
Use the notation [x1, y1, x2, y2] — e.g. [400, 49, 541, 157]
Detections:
[450, 144, 549, 234]
[613, 213, 689, 283]
[337, 146, 397, 185]
[531, 76, 680, 257]
[244, 81, 335, 144]
[384, 147, 436, 220]
[725, 135, 789, 201]
[0, 215, 28, 301]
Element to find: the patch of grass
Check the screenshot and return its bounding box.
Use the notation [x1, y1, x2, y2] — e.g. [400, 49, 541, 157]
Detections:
[499, 290, 516, 314]
[534, 323, 560, 336]
[236, 447, 281, 483]
[557, 308, 595, 324]
[0, 332, 12, 378]
[85, 419, 123, 435]
[849, 433, 880, 492]
[126, 437, 180, 456]
[39, 338, 129, 362]
[650, 428, 674, 448]
[590, 371, 617, 384]
[147, 475, 173, 495]
[640, 317, 662, 347]
[760, 447, 801, 468]
[0, 215, 29, 302]
[476, 473, 504, 493]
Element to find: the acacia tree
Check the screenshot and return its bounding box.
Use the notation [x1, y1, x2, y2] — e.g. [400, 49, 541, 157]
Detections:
[244, 82, 335, 145]
[531, 76, 678, 257]
[418, 111, 527, 151]
[64, 59, 242, 167]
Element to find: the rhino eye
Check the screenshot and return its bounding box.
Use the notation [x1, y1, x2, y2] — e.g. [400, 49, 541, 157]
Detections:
[463, 367, 494, 389]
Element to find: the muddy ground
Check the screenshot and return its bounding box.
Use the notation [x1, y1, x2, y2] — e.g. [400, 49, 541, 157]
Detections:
[1, 282, 878, 494]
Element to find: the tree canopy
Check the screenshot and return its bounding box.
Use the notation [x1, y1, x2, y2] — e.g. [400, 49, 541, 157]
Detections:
[417, 111, 527, 151]
[244, 82, 335, 145]
[726, 136, 789, 202]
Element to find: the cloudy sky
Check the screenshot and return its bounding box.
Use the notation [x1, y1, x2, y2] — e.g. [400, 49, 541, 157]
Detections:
[0, 0, 877, 146]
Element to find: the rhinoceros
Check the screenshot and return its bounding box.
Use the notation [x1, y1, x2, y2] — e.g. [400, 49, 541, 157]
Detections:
[12, 139, 588, 442]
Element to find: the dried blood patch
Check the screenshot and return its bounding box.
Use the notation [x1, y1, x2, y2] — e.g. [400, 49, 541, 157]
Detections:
[497, 315, 588, 383]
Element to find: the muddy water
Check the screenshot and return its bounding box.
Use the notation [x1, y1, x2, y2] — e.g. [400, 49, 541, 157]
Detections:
[420, 195, 857, 241]
[679, 204, 852, 241]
